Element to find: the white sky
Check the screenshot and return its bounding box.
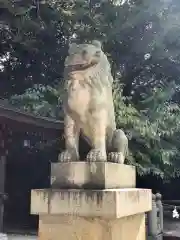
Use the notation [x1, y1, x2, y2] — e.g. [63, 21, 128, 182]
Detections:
[0, 52, 10, 72]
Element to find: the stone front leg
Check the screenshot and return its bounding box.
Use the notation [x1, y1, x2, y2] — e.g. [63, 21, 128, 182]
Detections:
[108, 129, 128, 164]
[86, 110, 107, 162]
[58, 114, 80, 162]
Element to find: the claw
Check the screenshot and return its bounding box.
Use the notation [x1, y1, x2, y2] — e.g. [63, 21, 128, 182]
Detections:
[108, 152, 125, 164]
[58, 150, 79, 162]
[86, 149, 107, 162]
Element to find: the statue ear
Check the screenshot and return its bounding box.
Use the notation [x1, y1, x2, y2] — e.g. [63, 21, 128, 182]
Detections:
[91, 40, 102, 49]
[68, 43, 78, 54]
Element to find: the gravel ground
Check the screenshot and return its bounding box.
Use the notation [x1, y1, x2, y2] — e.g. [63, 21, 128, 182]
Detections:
[164, 220, 180, 237]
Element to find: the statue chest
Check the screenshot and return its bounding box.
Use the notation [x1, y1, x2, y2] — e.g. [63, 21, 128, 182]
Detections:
[66, 79, 91, 115]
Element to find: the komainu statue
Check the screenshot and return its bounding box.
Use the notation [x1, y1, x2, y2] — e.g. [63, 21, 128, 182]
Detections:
[58, 40, 128, 163]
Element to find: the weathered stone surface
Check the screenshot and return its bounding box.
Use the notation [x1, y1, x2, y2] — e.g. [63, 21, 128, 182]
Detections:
[51, 162, 136, 189]
[31, 188, 152, 218]
[58, 40, 128, 163]
[38, 213, 146, 240]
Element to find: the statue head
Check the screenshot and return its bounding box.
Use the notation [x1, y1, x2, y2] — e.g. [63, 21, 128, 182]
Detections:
[64, 40, 112, 89]
[64, 40, 103, 70]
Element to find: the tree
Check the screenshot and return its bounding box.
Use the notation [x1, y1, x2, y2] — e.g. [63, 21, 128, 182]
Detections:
[2, 0, 180, 178]
[0, 0, 73, 98]
[114, 82, 180, 178]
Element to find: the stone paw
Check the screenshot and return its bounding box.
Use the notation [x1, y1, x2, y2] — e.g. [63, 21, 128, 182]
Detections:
[58, 150, 79, 162]
[86, 149, 107, 162]
[108, 152, 125, 164]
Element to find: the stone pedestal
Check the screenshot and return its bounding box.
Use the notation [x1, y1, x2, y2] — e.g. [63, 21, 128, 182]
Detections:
[51, 162, 136, 189]
[38, 214, 146, 240]
[30, 162, 152, 240]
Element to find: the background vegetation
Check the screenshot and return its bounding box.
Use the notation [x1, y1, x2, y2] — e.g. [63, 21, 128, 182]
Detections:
[1, 0, 180, 178]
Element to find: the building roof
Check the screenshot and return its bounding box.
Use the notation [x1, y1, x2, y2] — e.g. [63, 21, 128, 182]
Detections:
[0, 100, 63, 130]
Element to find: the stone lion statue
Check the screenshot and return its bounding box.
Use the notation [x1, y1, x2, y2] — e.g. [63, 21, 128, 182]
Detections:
[58, 40, 128, 163]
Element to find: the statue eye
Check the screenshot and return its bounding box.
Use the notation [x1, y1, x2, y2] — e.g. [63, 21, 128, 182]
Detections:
[95, 50, 101, 57]
[82, 49, 87, 56]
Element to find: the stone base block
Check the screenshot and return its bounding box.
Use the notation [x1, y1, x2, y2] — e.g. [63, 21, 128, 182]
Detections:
[31, 188, 152, 218]
[50, 162, 136, 189]
[38, 214, 146, 240]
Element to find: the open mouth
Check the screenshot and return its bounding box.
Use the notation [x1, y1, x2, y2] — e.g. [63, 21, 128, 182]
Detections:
[65, 62, 97, 72]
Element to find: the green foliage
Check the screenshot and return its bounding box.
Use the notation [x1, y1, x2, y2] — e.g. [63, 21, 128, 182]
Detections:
[0, 0, 72, 97]
[113, 82, 180, 178]
[10, 84, 63, 118]
[2, 0, 180, 178]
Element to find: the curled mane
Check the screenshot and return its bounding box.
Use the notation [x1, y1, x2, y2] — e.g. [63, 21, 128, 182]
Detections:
[84, 53, 113, 90]
[64, 43, 113, 91]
